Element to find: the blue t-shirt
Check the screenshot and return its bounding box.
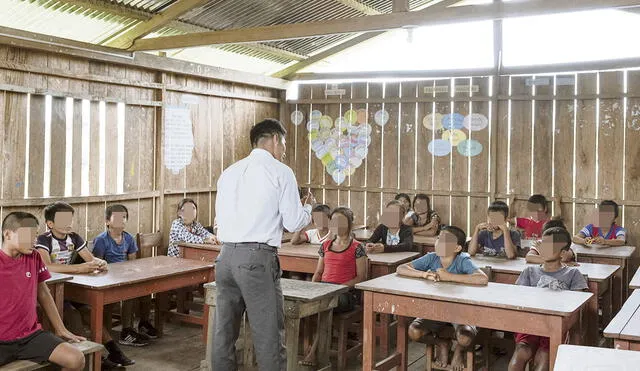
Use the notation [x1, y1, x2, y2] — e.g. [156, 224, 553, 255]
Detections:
[410, 252, 478, 274]
[92, 231, 138, 263]
[476, 229, 522, 258]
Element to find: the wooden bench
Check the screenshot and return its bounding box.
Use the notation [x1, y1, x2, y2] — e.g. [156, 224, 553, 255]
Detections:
[0, 341, 103, 371]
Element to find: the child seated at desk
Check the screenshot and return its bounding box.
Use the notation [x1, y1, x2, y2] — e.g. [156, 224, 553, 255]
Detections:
[397, 225, 488, 371]
[35, 201, 134, 368]
[92, 204, 157, 347]
[513, 194, 550, 239]
[365, 200, 414, 253]
[572, 200, 626, 247]
[469, 201, 522, 259]
[526, 219, 578, 266]
[403, 194, 441, 236]
[168, 198, 218, 258]
[0, 212, 86, 371]
[291, 204, 331, 245]
[509, 227, 588, 371]
[301, 207, 368, 366]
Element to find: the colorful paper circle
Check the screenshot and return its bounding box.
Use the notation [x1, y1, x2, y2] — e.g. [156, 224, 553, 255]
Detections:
[291, 111, 304, 126]
[442, 129, 467, 146]
[332, 169, 346, 185]
[356, 108, 368, 124]
[307, 120, 319, 132]
[463, 113, 488, 131]
[334, 117, 347, 131]
[441, 113, 465, 130]
[344, 110, 357, 124]
[457, 139, 483, 157]
[319, 115, 333, 130]
[374, 110, 389, 126]
[349, 155, 363, 168]
[355, 145, 368, 159]
[428, 139, 452, 157]
[310, 110, 322, 121]
[423, 113, 444, 130]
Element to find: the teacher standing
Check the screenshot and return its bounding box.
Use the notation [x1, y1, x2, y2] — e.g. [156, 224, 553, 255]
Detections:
[213, 119, 314, 371]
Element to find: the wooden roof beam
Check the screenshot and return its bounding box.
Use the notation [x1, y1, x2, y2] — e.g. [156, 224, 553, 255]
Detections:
[333, 0, 381, 15]
[104, 0, 208, 49]
[130, 0, 640, 51]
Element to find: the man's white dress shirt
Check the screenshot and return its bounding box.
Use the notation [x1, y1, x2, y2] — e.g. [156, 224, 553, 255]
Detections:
[216, 148, 312, 248]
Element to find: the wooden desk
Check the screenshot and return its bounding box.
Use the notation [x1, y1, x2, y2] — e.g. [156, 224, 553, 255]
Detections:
[554, 344, 640, 370]
[413, 235, 437, 254]
[65, 256, 214, 371]
[282, 232, 293, 243]
[46, 272, 73, 316]
[353, 228, 373, 241]
[356, 274, 592, 371]
[572, 243, 636, 313]
[604, 290, 640, 351]
[471, 256, 619, 345]
[204, 279, 348, 371]
[630, 267, 640, 290]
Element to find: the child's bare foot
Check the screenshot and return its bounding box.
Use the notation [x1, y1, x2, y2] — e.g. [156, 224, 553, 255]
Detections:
[451, 344, 466, 371]
[434, 338, 450, 368]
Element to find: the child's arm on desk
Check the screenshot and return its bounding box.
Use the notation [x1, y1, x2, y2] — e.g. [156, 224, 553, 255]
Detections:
[396, 262, 432, 279]
[291, 229, 308, 245]
[37, 249, 105, 274]
[311, 257, 324, 282]
[525, 248, 544, 264]
[468, 224, 487, 257]
[572, 231, 588, 245]
[500, 225, 518, 260]
[437, 268, 489, 286]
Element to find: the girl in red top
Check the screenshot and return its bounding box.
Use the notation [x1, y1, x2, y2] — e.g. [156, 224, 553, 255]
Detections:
[301, 207, 368, 366]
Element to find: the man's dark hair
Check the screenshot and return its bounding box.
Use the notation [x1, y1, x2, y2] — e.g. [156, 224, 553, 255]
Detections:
[105, 204, 129, 221]
[44, 201, 75, 222]
[312, 204, 331, 216]
[528, 194, 548, 212]
[488, 201, 509, 218]
[2, 212, 39, 242]
[330, 207, 354, 233]
[599, 200, 619, 219]
[250, 119, 287, 148]
[395, 193, 411, 205]
[542, 226, 572, 251]
[440, 225, 467, 248]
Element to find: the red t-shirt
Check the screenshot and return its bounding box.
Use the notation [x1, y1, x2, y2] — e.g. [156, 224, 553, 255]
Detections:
[0, 250, 51, 341]
[318, 239, 367, 285]
[516, 217, 548, 239]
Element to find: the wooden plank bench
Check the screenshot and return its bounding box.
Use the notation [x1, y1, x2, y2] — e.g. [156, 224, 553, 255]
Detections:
[0, 340, 104, 371]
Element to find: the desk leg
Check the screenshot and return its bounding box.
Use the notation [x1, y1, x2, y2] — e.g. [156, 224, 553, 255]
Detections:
[378, 314, 390, 358]
[362, 291, 375, 371]
[396, 316, 408, 371]
[285, 317, 300, 371]
[205, 304, 215, 371]
[155, 292, 169, 337]
[89, 292, 104, 371]
[612, 261, 625, 314]
[603, 280, 613, 326]
[548, 317, 563, 371]
[317, 309, 333, 370]
[586, 281, 599, 346]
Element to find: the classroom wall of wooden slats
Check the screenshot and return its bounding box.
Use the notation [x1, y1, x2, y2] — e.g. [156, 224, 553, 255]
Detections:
[286, 71, 640, 246]
[0, 45, 279, 246]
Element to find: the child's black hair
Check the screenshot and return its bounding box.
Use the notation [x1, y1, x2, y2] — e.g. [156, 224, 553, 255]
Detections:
[542, 218, 566, 233]
[386, 200, 407, 218]
[542, 227, 572, 251]
[413, 194, 433, 223]
[2, 212, 39, 242]
[312, 204, 331, 216]
[440, 225, 467, 248]
[44, 201, 75, 223]
[395, 193, 411, 206]
[599, 200, 619, 220]
[105, 204, 129, 221]
[488, 200, 509, 218]
[528, 194, 548, 212]
[330, 207, 354, 233]
[177, 198, 197, 213]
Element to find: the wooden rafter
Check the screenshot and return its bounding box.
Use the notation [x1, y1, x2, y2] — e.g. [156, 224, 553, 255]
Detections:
[333, 0, 381, 15]
[104, 0, 208, 49]
[130, 0, 640, 51]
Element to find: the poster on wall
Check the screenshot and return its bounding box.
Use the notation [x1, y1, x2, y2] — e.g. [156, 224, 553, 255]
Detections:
[164, 106, 195, 175]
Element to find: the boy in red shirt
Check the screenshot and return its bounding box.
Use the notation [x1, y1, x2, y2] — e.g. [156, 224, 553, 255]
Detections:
[513, 194, 550, 240]
[0, 212, 85, 370]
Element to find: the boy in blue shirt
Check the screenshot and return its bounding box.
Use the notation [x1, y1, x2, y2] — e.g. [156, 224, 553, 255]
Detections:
[469, 201, 521, 259]
[93, 205, 157, 348]
[397, 225, 488, 371]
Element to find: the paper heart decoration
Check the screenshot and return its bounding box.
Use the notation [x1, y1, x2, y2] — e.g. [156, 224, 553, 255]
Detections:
[307, 113, 372, 185]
